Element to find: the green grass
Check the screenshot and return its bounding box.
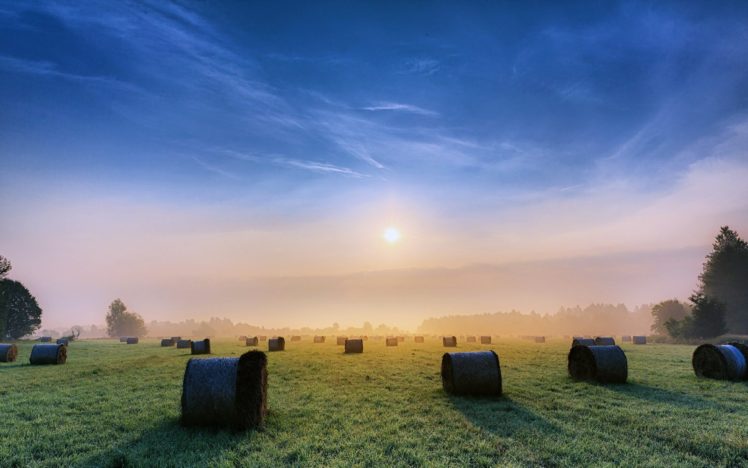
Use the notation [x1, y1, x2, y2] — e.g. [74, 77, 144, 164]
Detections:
[1, 338, 747, 467]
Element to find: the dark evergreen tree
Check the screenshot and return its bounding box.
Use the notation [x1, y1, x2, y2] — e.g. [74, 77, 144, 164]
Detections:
[0, 279, 43, 339]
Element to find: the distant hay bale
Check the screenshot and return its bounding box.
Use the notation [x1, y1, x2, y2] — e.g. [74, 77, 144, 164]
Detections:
[161, 339, 175, 347]
[443, 336, 457, 347]
[171, 336, 182, 342]
[572, 337, 595, 347]
[467, 336, 476, 343]
[119, 337, 128, 343]
[246, 337, 259, 346]
[30, 343, 67, 365]
[336, 337, 347, 346]
[313, 336, 325, 344]
[177, 339, 192, 349]
[632, 336, 647, 345]
[414, 336, 424, 343]
[441, 351, 502, 396]
[291, 336, 301, 342]
[692, 344, 747, 381]
[568, 345, 627, 384]
[480, 336, 492, 345]
[0, 344, 18, 363]
[126, 337, 139, 345]
[181, 350, 267, 430]
[386, 337, 398, 347]
[621, 335, 632, 342]
[268, 337, 285, 352]
[56, 338, 69, 346]
[40, 336, 52, 343]
[534, 336, 545, 344]
[594, 336, 616, 346]
[345, 338, 363, 354]
[191, 339, 211, 355]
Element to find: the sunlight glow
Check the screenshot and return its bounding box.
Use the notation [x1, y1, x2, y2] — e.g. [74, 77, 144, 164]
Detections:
[383, 226, 401, 244]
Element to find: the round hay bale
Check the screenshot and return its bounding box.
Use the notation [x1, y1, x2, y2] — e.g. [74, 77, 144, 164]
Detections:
[632, 336, 647, 345]
[30, 343, 67, 365]
[0, 343, 18, 363]
[594, 336, 616, 346]
[345, 338, 363, 354]
[291, 336, 301, 342]
[268, 337, 285, 352]
[126, 337, 139, 345]
[56, 338, 69, 346]
[621, 335, 632, 342]
[177, 339, 192, 349]
[191, 338, 211, 355]
[414, 336, 424, 343]
[466, 336, 476, 343]
[336, 337, 347, 346]
[181, 350, 267, 430]
[246, 337, 259, 347]
[40, 336, 52, 343]
[161, 339, 175, 347]
[572, 337, 595, 347]
[443, 336, 457, 347]
[119, 337, 128, 343]
[480, 336, 492, 345]
[386, 337, 398, 347]
[441, 351, 502, 396]
[313, 336, 325, 343]
[568, 345, 627, 383]
[534, 336, 545, 343]
[692, 344, 747, 381]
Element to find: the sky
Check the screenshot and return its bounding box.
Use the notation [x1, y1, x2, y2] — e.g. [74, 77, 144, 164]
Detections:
[1, 1, 748, 329]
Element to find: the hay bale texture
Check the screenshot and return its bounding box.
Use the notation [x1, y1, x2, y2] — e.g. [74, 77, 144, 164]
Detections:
[480, 336, 492, 344]
[443, 336, 457, 347]
[386, 337, 398, 347]
[633, 336, 647, 345]
[126, 337, 139, 345]
[414, 336, 424, 343]
[246, 337, 259, 346]
[441, 351, 502, 396]
[0, 344, 18, 363]
[572, 337, 595, 347]
[568, 345, 627, 383]
[30, 343, 67, 365]
[692, 344, 747, 381]
[336, 337, 347, 346]
[161, 339, 175, 347]
[181, 350, 267, 430]
[345, 338, 363, 354]
[594, 336, 616, 346]
[268, 337, 285, 352]
[191, 339, 211, 355]
[313, 336, 325, 343]
[177, 339, 192, 349]
[56, 338, 69, 346]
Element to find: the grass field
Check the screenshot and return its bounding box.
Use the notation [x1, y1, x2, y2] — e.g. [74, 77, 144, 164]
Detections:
[1, 338, 748, 467]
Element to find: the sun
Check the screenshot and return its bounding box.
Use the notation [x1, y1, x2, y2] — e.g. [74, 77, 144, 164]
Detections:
[383, 226, 401, 244]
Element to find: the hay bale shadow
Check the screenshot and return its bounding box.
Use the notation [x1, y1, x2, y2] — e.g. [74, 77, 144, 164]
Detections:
[446, 395, 560, 437]
[604, 382, 722, 409]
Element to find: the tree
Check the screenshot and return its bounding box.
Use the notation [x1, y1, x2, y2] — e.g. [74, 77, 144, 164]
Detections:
[699, 226, 748, 333]
[0, 279, 43, 339]
[105, 299, 147, 337]
[651, 299, 689, 334]
[665, 293, 727, 340]
[0, 255, 11, 278]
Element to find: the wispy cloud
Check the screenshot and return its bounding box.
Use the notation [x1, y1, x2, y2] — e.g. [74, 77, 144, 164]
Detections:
[361, 102, 439, 116]
[216, 149, 366, 178]
[191, 156, 240, 180]
[402, 58, 440, 75]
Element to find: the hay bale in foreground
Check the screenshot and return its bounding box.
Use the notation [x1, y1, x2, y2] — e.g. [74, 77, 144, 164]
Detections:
[443, 336, 457, 347]
[621, 335, 632, 342]
[181, 350, 267, 430]
[336, 337, 347, 346]
[56, 338, 69, 346]
[313, 336, 325, 343]
[441, 351, 502, 396]
[386, 337, 398, 347]
[414, 336, 424, 343]
[345, 338, 363, 353]
[40, 336, 52, 343]
[177, 339, 192, 349]
[692, 344, 747, 381]
[568, 345, 627, 383]
[534, 336, 545, 343]
[572, 337, 595, 347]
[30, 343, 67, 365]
[633, 336, 647, 345]
[126, 337, 139, 345]
[246, 337, 259, 346]
[191, 339, 211, 355]
[161, 339, 175, 347]
[268, 337, 285, 352]
[291, 336, 301, 342]
[480, 336, 492, 345]
[594, 336, 616, 346]
[466, 336, 476, 343]
[0, 344, 18, 363]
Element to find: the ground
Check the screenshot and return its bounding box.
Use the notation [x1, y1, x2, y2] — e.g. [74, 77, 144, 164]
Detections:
[0, 338, 747, 467]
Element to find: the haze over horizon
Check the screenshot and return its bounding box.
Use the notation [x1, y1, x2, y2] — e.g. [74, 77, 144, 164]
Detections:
[2, 1, 748, 329]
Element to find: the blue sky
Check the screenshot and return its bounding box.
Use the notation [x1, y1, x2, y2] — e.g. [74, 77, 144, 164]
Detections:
[2, 1, 748, 328]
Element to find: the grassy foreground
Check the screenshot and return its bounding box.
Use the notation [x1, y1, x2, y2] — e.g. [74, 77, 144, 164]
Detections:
[1, 338, 747, 467]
